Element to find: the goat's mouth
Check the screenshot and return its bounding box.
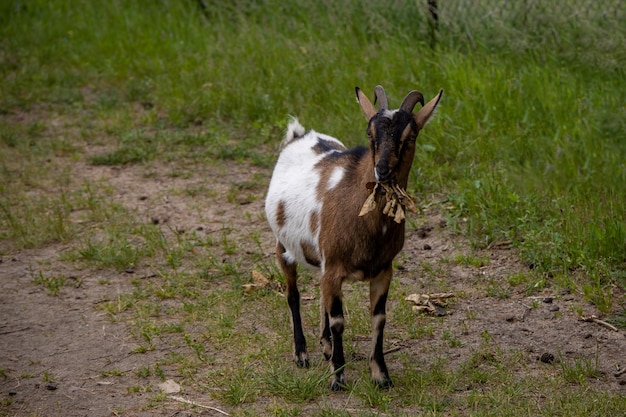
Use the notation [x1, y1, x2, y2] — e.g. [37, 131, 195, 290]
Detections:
[374, 169, 395, 184]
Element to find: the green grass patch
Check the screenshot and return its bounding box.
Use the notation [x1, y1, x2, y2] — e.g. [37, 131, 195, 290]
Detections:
[1, 1, 625, 416]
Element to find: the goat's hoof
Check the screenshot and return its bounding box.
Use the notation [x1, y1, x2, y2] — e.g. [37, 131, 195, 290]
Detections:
[330, 380, 347, 392]
[294, 352, 309, 368]
[330, 375, 347, 392]
[374, 377, 394, 390]
[295, 358, 310, 368]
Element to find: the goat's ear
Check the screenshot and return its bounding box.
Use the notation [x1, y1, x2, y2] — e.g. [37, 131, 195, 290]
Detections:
[356, 87, 377, 121]
[415, 89, 443, 129]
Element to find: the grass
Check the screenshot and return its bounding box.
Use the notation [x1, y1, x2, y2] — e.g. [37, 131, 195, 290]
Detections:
[1, 1, 625, 416]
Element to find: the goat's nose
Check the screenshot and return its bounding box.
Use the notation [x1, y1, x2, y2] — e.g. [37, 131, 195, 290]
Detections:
[375, 165, 391, 181]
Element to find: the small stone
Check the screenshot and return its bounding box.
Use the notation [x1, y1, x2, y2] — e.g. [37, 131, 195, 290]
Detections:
[139, 195, 148, 201]
[423, 244, 432, 250]
[543, 297, 553, 304]
[584, 333, 593, 339]
[45, 383, 57, 391]
[158, 379, 181, 394]
[124, 269, 135, 274]
[540, 352, 555, 364]
[549, 305, 560, 312]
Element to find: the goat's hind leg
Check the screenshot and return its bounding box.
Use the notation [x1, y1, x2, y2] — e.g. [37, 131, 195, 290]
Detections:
[321, 274, 346, 391]
[276, 242, 309, 368]
[369, 268, 393, 388]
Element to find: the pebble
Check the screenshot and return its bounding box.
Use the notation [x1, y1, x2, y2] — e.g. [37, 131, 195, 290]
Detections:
[540, 352, 555, 364]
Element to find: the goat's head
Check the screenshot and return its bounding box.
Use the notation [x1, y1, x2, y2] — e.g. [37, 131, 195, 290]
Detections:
[355, 86, 443, 183]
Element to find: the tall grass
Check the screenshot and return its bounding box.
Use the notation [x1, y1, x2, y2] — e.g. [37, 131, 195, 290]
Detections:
[1, 0, 625, 309]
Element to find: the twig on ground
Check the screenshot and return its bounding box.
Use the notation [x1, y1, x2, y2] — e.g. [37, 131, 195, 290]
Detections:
[579, 315, 619, 332]
[383, 346, 403, 355]
[169, 395, 230, 416]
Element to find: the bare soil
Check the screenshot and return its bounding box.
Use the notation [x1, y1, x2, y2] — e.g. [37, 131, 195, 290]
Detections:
[1, 151, 625, 416]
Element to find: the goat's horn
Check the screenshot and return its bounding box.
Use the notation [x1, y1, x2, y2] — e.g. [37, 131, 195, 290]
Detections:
[400, 90, 425, 113]
[374, 85, 388, 110]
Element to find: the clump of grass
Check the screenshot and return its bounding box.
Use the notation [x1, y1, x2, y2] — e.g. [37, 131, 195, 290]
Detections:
[260, 364, 331, 403]
[559, 353, 602, 385]
[33, 271, 66, 295]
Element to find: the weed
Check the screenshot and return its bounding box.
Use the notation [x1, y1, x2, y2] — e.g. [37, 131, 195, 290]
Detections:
[261, 363, 331, 403]
[41, 371, 55, 383]
[212, 367, 260, 406]
[101, 369, 124, 377]
[485, 278, 511, 299]
[453, 253, 490, 268]
[31, 270, 66, 296]
[136, 366, 151, 378]
[560, 352, 602, 385]
[605, 309, 626, 330]
[154, 362, 165, 381]
[441, 330, 463, 348]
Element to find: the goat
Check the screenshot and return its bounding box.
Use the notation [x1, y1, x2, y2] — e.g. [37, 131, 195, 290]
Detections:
[265, 86, 443, 390]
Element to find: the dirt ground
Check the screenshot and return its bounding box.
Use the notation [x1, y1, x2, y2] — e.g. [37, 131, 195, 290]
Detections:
[1, 156, 625, 416]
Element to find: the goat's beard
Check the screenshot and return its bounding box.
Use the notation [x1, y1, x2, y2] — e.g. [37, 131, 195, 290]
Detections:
[358, 181, 416, 223]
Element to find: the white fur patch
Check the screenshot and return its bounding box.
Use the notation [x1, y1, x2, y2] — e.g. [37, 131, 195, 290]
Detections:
[266, 124, 346, 270]
[327, 166, 345, 190]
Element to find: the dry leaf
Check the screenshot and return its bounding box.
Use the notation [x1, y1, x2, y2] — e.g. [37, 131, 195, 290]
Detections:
[251, 270, 269, 286]
[244, 270, 271, 293]
[393, 205, 405, 223]
[406, 293, 455, 316]
[358, 184, 378, 216]
[359, 181, 416, 221]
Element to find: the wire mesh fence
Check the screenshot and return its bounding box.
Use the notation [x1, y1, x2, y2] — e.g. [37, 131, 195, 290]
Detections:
[414, 0, 625, 71]
[420, 0, 625, 45]
[428, 0, 625, 21]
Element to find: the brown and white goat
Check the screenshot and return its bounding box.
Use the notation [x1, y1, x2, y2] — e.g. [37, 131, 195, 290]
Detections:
[265, 86, 442, 390]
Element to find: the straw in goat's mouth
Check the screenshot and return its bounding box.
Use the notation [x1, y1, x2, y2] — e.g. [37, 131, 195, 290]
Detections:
[358, 181, 417, 223]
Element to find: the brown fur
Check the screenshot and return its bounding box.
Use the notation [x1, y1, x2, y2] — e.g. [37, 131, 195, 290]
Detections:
[276, 200, 287, 229]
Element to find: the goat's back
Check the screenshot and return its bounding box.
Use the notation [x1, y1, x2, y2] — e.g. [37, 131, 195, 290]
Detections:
[265, 119, 349, 268]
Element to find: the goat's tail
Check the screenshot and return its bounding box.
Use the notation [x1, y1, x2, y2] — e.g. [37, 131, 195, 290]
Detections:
[280, 117, 306, 150]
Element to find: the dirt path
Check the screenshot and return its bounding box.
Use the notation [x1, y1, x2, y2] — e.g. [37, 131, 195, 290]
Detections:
[1, 160, 625, 417]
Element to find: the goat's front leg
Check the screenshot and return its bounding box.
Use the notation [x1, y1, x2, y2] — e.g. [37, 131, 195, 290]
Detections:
[276, 242, 308, 368]
[369, 267, 393, 388]
[320, 274, 346, 391]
